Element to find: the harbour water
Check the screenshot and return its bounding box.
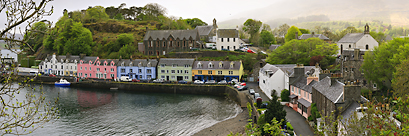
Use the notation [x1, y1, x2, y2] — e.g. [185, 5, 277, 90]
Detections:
[24, 85, 241, 136]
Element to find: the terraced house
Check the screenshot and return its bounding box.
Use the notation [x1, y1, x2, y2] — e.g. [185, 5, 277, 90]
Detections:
[77, 57, 117, 80]
[143, 28, 201, 56]
[192, 61, 244, 82]
[39, 53, 81, 76]
[157, 58, 194, 81]
[116, 58, 158, 80]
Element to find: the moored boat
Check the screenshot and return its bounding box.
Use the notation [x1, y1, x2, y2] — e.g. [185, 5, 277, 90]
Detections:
[55, 78, 71, 87]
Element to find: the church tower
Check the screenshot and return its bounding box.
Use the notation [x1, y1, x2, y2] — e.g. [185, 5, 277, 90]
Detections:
[364, 23, 370, 34]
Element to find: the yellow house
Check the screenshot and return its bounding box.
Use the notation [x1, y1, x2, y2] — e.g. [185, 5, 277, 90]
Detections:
[192, 61, 244, 81]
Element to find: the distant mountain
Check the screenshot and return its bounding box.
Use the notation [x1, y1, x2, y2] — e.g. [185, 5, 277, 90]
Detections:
[219, 0, 409, 28]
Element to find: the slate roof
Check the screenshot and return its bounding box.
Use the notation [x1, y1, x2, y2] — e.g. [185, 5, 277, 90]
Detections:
[80, 56, 98, 63]
[117, 59, 158, 67]
[340, 101, 361, 125]
[298, 98, 311, 107]
[195, 26, 213, 36]
[260, 64, 281, 74]
[298, 34, 329, 40]
[269, 44, 281, 51]
[292, 77, 318, 93]
[217, 29, 238, 38]
[193, 61, 241, 70]
[44, 55, 82, 63]
[312, 76, 345, 103]
[95, 59, 117, 65]
[143, 29, 198, 41]
[158, 58, 194, 67]
[338, 33, 365, 43]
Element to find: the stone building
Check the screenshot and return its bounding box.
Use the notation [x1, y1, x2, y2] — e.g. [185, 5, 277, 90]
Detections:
[143, 28, 201, 56]
[297, 32, 331, 43]
[195, 18, 218, 42]
[337, 24, 379, 56]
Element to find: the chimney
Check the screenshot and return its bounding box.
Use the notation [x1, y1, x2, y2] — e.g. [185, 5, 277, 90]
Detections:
[319, 70, 330, 81]
[66, 52, 71, 59]
[343, 82, 361, 103]
[293, 64, 304, 78]
[312, 32, 314, 35]
[130, 55, 133, 61]
[236, 25, 239, 30]
[295, 32, 299, 40]
[330, 76, 337, 86]
[307, 75, 318, 85]
[80, 54, 86, 59]
[146, 27, 149, 31]
[354, 48, 359, 60]
[119, 56, 122, 61]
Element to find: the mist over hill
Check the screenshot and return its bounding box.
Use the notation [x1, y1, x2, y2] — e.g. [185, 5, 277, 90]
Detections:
[218, 0, 409, 28]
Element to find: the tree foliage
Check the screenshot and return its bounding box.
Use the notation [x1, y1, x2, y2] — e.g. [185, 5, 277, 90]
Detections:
[140, 3, 167, 21]
[84, 6, 109, 22]
[392, 58, 409, 97]
[24, 22, 49, 53]
[266, 38, 338, 66]
[184, 18, 208, 28]
[259, 30, 276, 48]
[0, 0, 60, 135]
[361, 37, 409, 90]
[264, 90, 287, 126]
[299, 28, 310, 34]
[285, 26, 302, 42]
[243, 19, 262, 44]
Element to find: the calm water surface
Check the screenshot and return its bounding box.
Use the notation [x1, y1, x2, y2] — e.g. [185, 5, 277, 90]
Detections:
[26, 85, 241, 136]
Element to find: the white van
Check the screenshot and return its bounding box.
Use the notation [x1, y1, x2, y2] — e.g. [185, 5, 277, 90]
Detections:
[120, 76, 132, 82]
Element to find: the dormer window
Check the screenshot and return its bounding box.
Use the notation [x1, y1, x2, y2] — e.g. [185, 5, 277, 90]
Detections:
[121, 62, 124, 67]
[197, 62, 202, 68]
[89, 61, 92, 65]
[208, 62, 214, 68]
[97, 62, 100, 66]
[172, 64, 177, 67]
[219, 62, 223, 68]
[111, 62, 114, 66]
[138, 62, 142, 67]
[230, 62, 234, 68]
[147, 62, 151, 67]
[129, 62, 133, 66]
[104, 62, 107, 66]
[80, 61, 83, 64]
[61, 59, 63, 62]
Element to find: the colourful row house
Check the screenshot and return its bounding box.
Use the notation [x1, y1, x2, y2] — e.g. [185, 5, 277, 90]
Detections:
[192, 61, 244, 82]
[39, 53, 92, 76]
[157, 58, 194, 81]
[116, 59, 158, 80]
[77, 58, 117, 79]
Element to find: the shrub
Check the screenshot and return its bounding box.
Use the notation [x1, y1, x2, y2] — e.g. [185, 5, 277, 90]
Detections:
[257, 114, 266, 126]
[257, 109, 262, 114]
[286, 122, 293, 130]
[253, 102, 257, 108]
[280, 89, 290, 102]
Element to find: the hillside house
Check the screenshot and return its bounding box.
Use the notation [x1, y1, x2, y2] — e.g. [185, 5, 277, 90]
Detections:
[195, 18, 218, 43]
[337, 24, 379, 55]
[216, 27, 240, 51]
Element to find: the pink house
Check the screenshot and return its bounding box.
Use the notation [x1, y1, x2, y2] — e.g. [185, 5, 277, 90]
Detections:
[289, 76, 318, 119]
[77, 56, 117, 80]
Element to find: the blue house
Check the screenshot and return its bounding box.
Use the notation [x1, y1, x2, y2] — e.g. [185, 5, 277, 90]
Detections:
[117, 59, 158, 80]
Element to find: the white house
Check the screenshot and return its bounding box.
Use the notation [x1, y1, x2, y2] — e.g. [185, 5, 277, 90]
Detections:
[337, 24, 379, 55]
[216, 27, 240, 51]
[259, 64, 320, 99]
[39, 53, 82, 76]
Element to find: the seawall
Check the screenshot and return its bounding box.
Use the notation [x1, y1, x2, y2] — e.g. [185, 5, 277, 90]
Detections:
[71, 81, 244, 106]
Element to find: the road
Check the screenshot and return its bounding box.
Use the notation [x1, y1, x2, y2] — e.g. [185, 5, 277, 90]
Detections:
[245, 82, 315, 136]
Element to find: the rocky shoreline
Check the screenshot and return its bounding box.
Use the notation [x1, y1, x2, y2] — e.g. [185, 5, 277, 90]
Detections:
[193, 107, 249, 136]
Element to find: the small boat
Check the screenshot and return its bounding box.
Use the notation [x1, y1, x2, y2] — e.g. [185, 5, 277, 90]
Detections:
[55, 78, 71, 87]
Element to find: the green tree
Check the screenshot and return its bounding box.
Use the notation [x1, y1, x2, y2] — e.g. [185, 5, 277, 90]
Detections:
[113, 13, 124, 20]
[299, 28, 310, 34]
[369, 31, 386, 43]
[285, 26, 302, 42]
[280, 89, 290, 102]
[242, 19, 262, 44]
[266, 38, 337, 66]
[85, 6, 109, 22]
[140, 3, 167, 21]
[62, 22, 93, 55]
[184, 18, 208, 28]
[0, 0, 60, 135]
[113, 33, 135, 52]
[118, 43, 136, 59]
[24, 22, 48, 53]
[392, 57, 409, 97]
[259, 30, 276, 48]
[264, 90, 287, 126]
[361, 38, 409, 90]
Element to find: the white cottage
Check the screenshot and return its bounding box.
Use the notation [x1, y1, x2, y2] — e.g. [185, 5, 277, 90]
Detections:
[216, 27, 240, 51]
[39, 53, 81, 76]
[337, 24, 379, 55]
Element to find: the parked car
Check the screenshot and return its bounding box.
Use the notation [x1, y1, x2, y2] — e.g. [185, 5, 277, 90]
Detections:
[260, 102, 268, 108]
[178, 80, 188, 84]
[239, 82, 246, 86]
[49, 74, 56, 77]
[233, 83, 242, 88]
[153, 78, 165, 83]
[120, 76, 132, 82]
[237, 86, 248, 91]
[228, 79, 239, 84]
[193, 80, 204, 84]
[132, 79, 140, 82]
[254, 93, 261, 100]
[221, 48, 229, 51]
[217, 80, 227, 84]
[249, 89, 255, 95]
[247, 49, 255, 53]
[205, 80, 216, 84]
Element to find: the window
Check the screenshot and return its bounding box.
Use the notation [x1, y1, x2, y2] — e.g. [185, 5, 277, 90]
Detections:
[161, 70, 165, 73]
[130, 69, 133, 73]
[71, 66, 72, 69]
[45, 65, 47, 68]
[218, 71, 222, 74]
[61, 66, 63, 69]
[90, 67, 91, 71]
[171, 76, 175, 79]
[161, 75, 165, 79]
[147, 75, 152, 79]
[171, 70, 175, 73]
[366, 44, 369, 50]
[105, 68, 106, 71]
[85, 67, 87, 70]
[233, 38, 235, 42]
[121, 68, 125, 73]
[184, 64, 190, 68]
[198, 70, 202, 74]
[304, 91, 306, 97]
[229, 71, 233, 75]
[184, 70, 189, 74]
[163, 41, 166, 47]
[75, 66, 77, 70]
[373, 83, 377, 89]
[90, 74, 92, 77]
[221, 38, 223, 42]
[184, 76, 189, 79]
[298, 89, 301, 96]
[172, 64, 177, 67]
[298, 103, 302, 110]
[97, 68, 100, 71]
[111, 74, 114, 78]
[147, 69, 152, 74]
[167, 70, 169, 73]
[55, 65, 57, 69]
[139, 69, 142, 73]
[233, 46, 236, 50]
[208, 71, 212, 74]
[161, 64, 165, 67]
[349, 44, 351, 48]
[111, 68, 114, 72]
[85, 74, 88, 78]
[292, 86, 294, 93]
[227, 38, 229, 42]
[208, 63, 214, 68]
[221, 46, 223, 49]
[219, 63, 223, 68]
[177, 70, 180, 73]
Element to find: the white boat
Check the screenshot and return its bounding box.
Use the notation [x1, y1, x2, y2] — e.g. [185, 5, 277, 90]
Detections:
[55, 78, 71, 87]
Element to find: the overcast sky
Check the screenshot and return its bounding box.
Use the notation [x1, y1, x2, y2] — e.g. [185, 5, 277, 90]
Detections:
[43, 0, 281, 24]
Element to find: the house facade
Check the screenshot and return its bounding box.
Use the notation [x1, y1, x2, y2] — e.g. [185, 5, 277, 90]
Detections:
[40, 53, 77, 76]
[157, 58, 194, 81]
[289, 76, 319, 118]
[116, 59, 158, 80]
[195, 18, 218, 43]
[77, 57, 117, 80]
[143, 29, 201, 56]
[216, 28, 240, 51]
[192, 61, 244, 82]
[337, 24, 379, 55]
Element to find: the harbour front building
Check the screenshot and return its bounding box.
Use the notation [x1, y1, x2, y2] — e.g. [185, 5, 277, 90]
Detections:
[192, 61, 244, 82]
[116, 59, 158, 80]
[157, 58, 194, 81]
[77, 57, 117, 80]
[39, 53, 81, 76]
[143, 29, 201, 56]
